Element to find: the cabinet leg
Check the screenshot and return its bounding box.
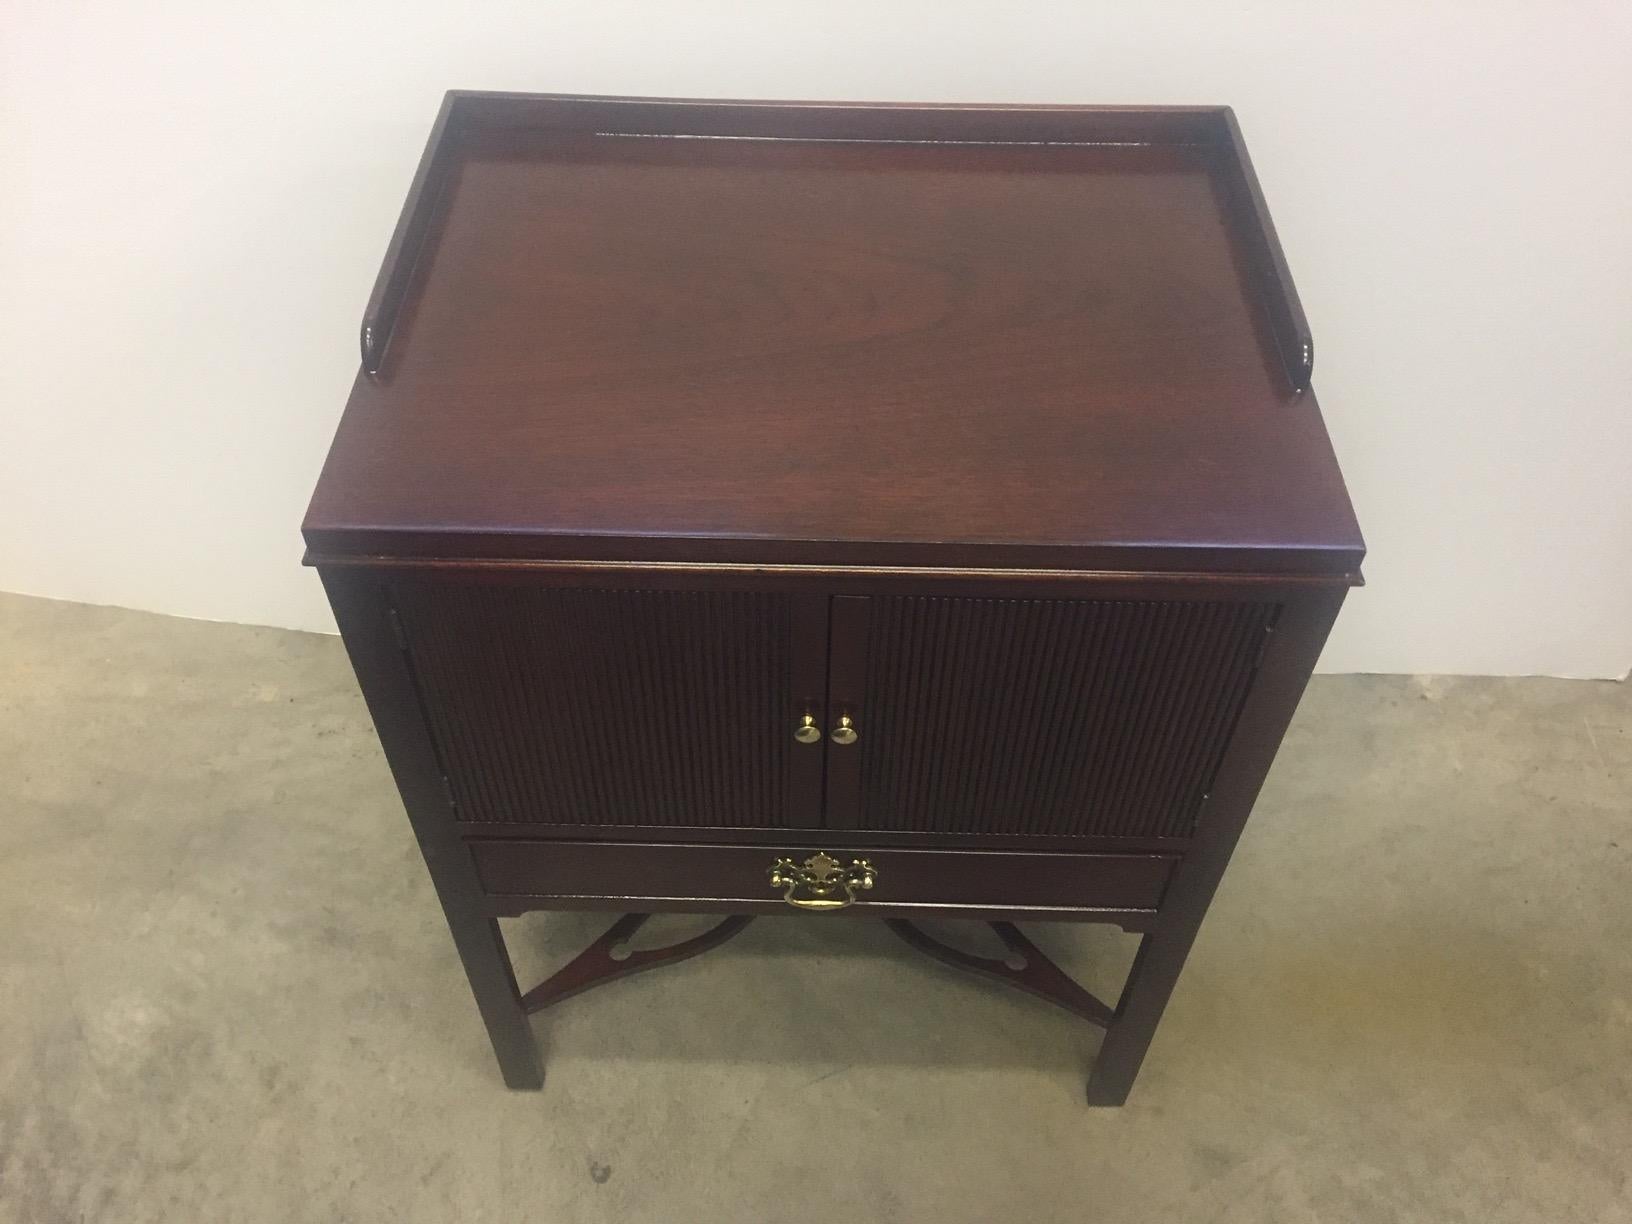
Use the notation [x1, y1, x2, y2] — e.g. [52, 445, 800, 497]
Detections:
[446, 911, 543, 1090]
[1086, 919, 1201, 1106]
[321, 571, 542, 1090]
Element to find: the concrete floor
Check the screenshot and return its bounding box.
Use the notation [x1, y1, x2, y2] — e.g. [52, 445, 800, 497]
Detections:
[1, 591, 1628, 1223]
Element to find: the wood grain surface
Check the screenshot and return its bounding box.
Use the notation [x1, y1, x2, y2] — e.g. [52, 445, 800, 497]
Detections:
[305, 95, 1361, 577]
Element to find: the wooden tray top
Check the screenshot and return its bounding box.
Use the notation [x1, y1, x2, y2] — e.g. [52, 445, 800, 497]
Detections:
[304, 93, 1363, 579]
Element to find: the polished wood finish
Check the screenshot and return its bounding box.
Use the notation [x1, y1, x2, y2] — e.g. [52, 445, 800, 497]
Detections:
[392, 581, 821, 829]
[470, 839, 1176, 918]
[309, 93, 1362, 1106]
[518, 913, 754, 1014]
[1086, 585, 1346, 1104]
[321, 568, 541, 1089]
[886, 920, 1116, 1027]
[307, 93, 1361, 579]
[848, 595, 1276, 838]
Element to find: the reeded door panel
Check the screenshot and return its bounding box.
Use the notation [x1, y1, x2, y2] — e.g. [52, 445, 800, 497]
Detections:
[824, 595, 1280, 839]
[392, 581, 827, 829]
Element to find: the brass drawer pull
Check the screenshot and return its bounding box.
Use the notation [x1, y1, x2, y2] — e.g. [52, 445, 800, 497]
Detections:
[829, 714, 858, 745]
[793, 713, 821, 744]
[768, 852, 877, 911]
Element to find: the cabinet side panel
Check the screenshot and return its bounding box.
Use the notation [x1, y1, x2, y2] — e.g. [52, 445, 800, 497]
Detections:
[857, 596, 1278, 839]
[392, 582, 795, 829]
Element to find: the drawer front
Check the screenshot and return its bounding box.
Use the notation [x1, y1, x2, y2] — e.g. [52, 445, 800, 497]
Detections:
[469, 839, 1176, 918]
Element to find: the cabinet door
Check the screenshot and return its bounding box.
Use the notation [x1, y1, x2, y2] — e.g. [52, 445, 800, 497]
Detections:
[823, 594, 1280, 840]
[391, 580, 827, 830]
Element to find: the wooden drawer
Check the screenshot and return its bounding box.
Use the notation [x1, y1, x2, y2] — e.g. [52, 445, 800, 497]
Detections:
[470, 839, 1176, 922]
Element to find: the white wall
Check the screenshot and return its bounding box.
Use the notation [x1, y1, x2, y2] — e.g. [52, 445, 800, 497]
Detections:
[3, 2, 1629, 677]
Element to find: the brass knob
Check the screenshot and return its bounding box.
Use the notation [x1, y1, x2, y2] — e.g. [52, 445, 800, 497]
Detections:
[830, 714, 858, 745]
[793, 713, 821, 744]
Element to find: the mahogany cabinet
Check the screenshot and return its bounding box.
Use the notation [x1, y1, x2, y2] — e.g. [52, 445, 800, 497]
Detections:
[305, 93, 1363, 1104]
